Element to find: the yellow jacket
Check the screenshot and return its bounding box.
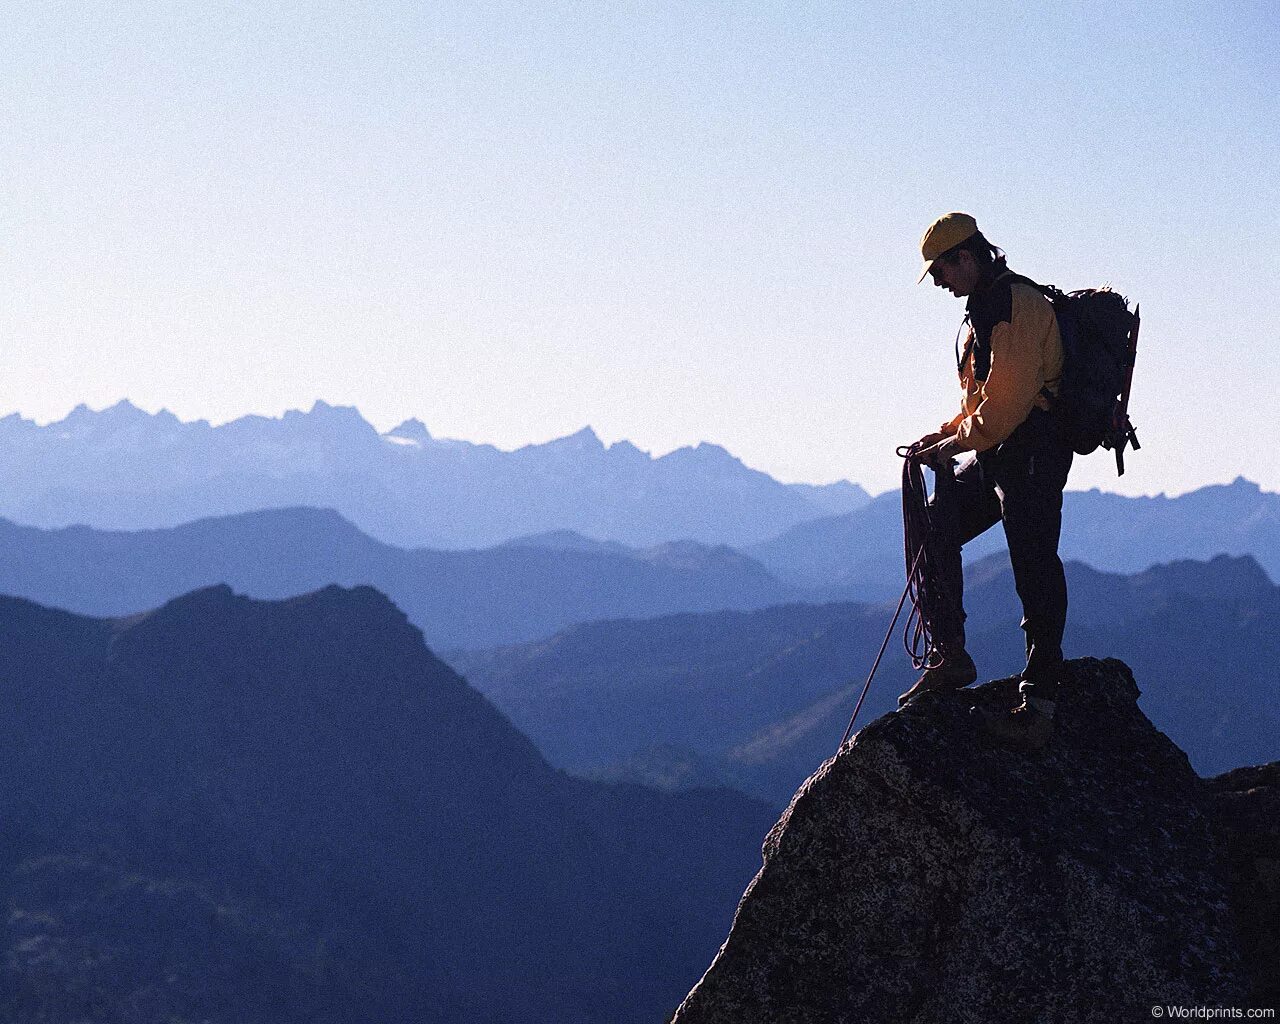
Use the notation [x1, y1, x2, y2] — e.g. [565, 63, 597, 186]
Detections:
[942, 273, 1063, 453]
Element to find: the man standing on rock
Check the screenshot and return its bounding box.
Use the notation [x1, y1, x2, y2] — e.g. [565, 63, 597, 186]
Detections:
[898, 212, 1073, 750]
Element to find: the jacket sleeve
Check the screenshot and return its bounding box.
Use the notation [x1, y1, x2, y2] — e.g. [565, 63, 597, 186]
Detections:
[939, 408, 966, 435]
[952, 287, 1053, 452]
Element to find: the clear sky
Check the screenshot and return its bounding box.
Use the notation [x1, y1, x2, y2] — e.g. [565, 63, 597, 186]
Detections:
[3, 2, 1277, 495]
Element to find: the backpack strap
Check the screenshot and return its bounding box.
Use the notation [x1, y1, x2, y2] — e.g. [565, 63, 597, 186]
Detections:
[1003, 273, 1065, 407]
[958, 272, 1062, 385]
[964, 270, 1020, 382]
[955, 315, 974, 376]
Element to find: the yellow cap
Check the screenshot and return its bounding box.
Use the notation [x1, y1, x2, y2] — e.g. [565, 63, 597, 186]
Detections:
[917, 212, 979, 283]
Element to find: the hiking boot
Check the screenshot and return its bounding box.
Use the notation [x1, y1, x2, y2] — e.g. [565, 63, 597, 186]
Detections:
[898, 649, 978, 707]
[978, 698, 1055, 752]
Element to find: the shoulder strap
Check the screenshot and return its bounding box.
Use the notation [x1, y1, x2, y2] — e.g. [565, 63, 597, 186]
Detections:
[955, 315, 973, 375]
[955, 272, 1057, 381]
[1006, 272, 1066, 305]
[1010, 272, 1061, 406]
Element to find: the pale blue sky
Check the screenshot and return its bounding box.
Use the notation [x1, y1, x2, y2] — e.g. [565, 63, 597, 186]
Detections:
[3, 2, 1277, 495]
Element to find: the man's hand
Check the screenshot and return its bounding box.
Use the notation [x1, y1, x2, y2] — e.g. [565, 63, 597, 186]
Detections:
[912, 430, 948, 450]
[913, 435, 962, 469]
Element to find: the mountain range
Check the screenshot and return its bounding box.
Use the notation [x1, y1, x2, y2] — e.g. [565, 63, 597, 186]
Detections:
[0, 584, 775, 1023]
[748, 475, 1280, 596]
[454, 553, 1280, 804]
[0, 401, 868, 549]
[4, 402, 1277, 588]
[6, 400, 1277, 1020]
[0, 508, 789, 649]
[3, 495, 1269, 805]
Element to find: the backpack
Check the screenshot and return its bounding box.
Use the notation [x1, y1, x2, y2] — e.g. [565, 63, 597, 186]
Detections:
[968, 275, 1142, 475]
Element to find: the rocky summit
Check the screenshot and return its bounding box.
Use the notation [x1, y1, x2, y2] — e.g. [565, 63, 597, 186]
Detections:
[671, 658, 1275, 1023]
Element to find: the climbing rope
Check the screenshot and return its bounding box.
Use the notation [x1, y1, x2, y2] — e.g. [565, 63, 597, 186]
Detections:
[900, 445, 964, 673]
[836, 444, 966, 749]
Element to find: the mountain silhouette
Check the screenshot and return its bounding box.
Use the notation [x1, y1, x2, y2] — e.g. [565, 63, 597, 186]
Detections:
[0, 507, 788, 648]
[0, 585, 775, 1022]
[748, 475, 1280, 594]
[455, 553, 1280, 803]
[0, 401, 869, 548]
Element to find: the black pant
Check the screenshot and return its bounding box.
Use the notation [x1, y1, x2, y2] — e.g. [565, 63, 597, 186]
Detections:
[929, 410, 1073, 701]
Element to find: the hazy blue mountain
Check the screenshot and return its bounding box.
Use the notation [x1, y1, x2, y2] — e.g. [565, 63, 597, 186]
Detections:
[0, 585, 774, 1023]
[1062, 477, 1280, 576]
[782, 479, 873, 516]
[748, 475, 1280, 594]
[745, 489, 919, 597]
[454, 554, 1280, 803]
[0, 507, 790, 648]
[0, 401, 869, 548]
[455, 601, 881, 789]
[498, 529, 634, 555]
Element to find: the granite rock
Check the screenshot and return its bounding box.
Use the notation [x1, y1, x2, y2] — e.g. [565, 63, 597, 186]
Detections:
[671, 658, 1257, 1023]
[1208, 761, 1280, 1005]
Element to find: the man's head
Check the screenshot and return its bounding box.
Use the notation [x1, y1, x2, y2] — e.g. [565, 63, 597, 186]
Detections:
[917, 212, 1003, 297]
[927, 246, 982, 297]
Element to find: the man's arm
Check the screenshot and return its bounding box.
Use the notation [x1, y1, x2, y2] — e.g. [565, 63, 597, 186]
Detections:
[951, 287, 1054, 452]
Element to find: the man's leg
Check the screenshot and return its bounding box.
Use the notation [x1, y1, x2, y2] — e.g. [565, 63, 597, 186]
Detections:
[929, 454, 1003, 654]
[898, 455, 1002, 706]
[993, 440, 1074, 707]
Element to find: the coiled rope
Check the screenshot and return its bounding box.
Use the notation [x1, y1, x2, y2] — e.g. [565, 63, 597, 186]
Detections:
[836, 444, 966, 749]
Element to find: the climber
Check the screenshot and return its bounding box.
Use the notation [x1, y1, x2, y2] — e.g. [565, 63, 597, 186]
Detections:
[898, 212, 1073, 751]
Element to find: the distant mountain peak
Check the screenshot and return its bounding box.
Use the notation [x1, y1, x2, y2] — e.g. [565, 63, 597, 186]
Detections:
[607, 438, 648, 456]
[115, 581, 244, 634]
[116, 582, 423, 676]
[267, 400, 381, 441]
[84, 399, 150, 420]
[695, 442, 740, 462]
[514, 426, 605, 455]
[295, 400, 370, 423]
[145, 582, 243, 619]
[659, 442, 744, 467]
[50, 399, 179, 439]
[499, 529, 628, 554]
[0, 400, 884, 548]
[193, 505, 361, 534]
[281, 582, 409, 619]
[1132, 552, 1275, 595]
[386, 418, 433, 444]
[558, 425, 603, 448]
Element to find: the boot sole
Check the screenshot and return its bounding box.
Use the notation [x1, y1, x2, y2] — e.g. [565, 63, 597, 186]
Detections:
[897, 675, 977, 708]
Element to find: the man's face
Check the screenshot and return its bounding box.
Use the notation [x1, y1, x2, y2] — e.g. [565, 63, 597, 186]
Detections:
[929, 251, 980, 297]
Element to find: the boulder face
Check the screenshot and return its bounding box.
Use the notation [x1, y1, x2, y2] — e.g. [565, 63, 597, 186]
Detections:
[1208, 763, 1280, 1008]
[671, 659, 1257, 1024]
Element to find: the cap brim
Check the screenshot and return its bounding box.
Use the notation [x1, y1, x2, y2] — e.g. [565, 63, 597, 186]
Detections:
[916, 259, 934, 284]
